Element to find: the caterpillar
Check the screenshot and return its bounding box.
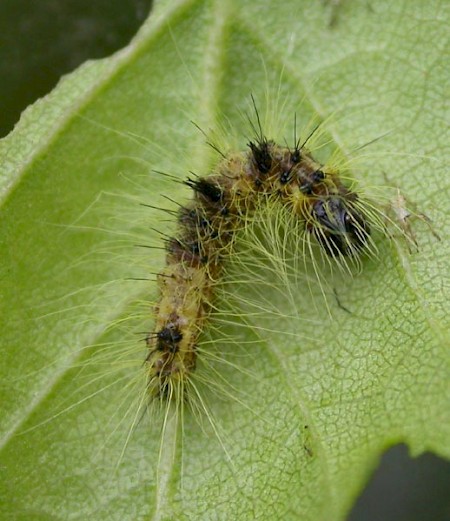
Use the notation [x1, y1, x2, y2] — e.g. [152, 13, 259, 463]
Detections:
[145, 106, 374, 401]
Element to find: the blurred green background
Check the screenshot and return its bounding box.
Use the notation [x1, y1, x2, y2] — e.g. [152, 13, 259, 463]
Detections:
[0, 0, 152, 137]
[0, 1, 448, 520]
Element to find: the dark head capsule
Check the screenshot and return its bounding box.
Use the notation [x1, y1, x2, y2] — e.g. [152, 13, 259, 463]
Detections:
[311, 196, 370, 256]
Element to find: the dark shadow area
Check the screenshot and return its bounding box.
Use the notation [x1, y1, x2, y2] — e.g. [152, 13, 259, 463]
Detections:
[348, 444, 450, 521]
[0, 0, 153, 137]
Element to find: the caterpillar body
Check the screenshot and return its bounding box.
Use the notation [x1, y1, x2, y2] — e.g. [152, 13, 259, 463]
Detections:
[146, 125, 372, 399]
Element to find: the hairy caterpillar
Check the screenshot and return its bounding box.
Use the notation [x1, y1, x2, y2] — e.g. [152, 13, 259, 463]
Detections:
[146, 104, 375, 401]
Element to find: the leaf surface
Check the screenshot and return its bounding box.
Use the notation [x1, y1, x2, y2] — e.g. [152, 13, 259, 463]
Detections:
[1, 0, 448, 519]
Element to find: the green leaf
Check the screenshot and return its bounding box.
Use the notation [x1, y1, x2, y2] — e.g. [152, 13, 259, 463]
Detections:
[1, 0, 448, 519]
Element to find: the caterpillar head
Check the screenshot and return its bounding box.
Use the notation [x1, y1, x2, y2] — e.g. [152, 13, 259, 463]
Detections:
[311, 195, 370, 256]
